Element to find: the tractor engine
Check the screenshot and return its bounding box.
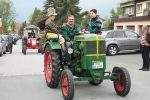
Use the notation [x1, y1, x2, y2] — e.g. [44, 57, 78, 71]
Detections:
[72, 34, 106, 76]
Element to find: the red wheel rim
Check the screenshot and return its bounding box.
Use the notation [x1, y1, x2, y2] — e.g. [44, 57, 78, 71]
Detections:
[44, 51, 52, 82]
[62, 75, 69, 96]
[115, 72, 125, 92]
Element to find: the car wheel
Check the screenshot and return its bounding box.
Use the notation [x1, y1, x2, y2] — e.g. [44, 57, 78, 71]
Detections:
[107, 45, 118, 56]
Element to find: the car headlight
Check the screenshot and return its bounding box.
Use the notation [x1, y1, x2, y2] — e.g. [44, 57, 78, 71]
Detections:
[68, 48, 73, 54]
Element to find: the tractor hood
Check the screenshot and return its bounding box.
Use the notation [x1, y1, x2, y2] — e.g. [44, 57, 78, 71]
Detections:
[74, 34, 105, 41]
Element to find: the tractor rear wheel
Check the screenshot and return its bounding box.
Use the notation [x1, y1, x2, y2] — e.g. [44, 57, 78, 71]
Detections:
[23, 45, 26, 55]
[61, 69, 74, 100]
[113, 67, 131, 97]
[44, 45, 61, 88]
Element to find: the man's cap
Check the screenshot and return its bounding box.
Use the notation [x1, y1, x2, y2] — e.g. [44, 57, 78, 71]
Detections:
[47, 11, 57, 16]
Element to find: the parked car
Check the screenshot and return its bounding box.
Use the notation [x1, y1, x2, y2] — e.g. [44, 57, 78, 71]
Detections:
[2, 35, 9, 52]
[101, 29, 141, 56]
[0, 35, 7, 56]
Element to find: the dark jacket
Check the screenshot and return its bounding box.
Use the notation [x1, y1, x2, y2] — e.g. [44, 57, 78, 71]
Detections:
[61, 23, 81, 41]
[85, 16, 102, 33]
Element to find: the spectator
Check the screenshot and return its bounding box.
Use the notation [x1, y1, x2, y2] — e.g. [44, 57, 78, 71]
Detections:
[8, 33, 14, 54]
[139, 25, 150, 71]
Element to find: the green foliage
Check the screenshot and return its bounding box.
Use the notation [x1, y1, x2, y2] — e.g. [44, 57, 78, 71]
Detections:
[81, 13, 90, 29]
[40, 34, 46, 44]
[18, 21, 27, 36]
[143, 8, 148, 12]
[29, 8, 44, 25]
[117, 7, 125, 15]
[10, 21, 16, 33]
[0, 0, 17, 33]
[43, 0, 88, 25]
[104, 8, 119, 30]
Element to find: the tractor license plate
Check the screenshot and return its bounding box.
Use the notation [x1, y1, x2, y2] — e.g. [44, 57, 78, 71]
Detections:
[92, 61, 103, 69]
[32, 40, 36, 45]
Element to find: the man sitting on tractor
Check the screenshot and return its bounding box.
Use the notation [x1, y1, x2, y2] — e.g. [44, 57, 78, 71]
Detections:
[61, 15, 84, 65]
[82, 9, 102, 35]
[45, 8, 66, 53]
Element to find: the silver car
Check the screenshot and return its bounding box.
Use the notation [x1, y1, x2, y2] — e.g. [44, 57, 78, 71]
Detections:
[101, 29, 141, 56]
[0, 35, 7, 56]
[2, 35, 9, 52]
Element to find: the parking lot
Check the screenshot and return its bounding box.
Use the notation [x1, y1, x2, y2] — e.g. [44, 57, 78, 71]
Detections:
[0, 40, 150, 100]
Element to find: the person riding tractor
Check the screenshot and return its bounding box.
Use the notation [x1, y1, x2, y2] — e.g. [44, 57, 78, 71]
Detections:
[61, 15, 84, 65]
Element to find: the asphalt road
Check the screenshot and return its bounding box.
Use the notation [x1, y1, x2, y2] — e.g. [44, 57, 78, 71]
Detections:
[0, 40, 150, 100]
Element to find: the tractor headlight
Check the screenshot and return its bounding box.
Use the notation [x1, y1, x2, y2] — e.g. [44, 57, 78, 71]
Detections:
[68, 48, 73, 54]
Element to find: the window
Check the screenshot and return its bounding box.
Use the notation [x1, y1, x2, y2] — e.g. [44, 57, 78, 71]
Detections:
[137, 4, 142, 13]
[125, 7, 134, 15]
[106, 32, 114, 38]
[147, 3, 150, 10]
[125, 31, 138, 38]
[114, 31, 126, 38]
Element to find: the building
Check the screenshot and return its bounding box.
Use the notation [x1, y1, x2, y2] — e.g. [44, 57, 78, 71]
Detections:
[112, 0, 150, 34]
[15, 23, 22, 34]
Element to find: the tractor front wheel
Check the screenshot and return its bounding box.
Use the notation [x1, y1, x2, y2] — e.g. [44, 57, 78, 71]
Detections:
[113, 67, 131, 97]
[23, 45, 26, 55]
[44, 45, 61, 88]
[61, 69, 74, 100]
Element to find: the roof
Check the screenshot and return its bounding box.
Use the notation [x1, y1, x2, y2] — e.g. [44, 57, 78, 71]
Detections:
[97, 15, 106, 21]
[119, 0, 135, 5]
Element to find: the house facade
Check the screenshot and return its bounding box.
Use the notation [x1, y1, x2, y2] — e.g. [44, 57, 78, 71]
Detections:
[113, 0, 150, 34]
[0, 18, 2, 34]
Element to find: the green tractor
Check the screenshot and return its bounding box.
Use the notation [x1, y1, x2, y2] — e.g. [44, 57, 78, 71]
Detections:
[44, 33, 131, 100]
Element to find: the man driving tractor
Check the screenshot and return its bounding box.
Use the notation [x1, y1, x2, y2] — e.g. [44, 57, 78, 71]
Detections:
[61, 15, 84, 65]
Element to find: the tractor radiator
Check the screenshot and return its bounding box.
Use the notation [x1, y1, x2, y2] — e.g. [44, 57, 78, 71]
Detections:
[86, 41, 105, 54]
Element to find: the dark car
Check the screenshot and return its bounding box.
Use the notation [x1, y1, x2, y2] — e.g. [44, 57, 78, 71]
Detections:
[2, 35, 9, 52]
[101, 29, 141, 56]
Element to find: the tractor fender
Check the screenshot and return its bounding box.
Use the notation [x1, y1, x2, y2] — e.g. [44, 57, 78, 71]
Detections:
[44, 41, 61, 51]
[112, 66, 119, 74]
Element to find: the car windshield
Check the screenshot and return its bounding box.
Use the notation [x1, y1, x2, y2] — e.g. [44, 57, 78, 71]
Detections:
[2, 35, 8, 40]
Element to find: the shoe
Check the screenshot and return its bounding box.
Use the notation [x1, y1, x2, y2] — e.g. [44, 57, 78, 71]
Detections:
[142, 68, 149, 71]
[43, 70, 45, 72]
[139, 68, 144, 70]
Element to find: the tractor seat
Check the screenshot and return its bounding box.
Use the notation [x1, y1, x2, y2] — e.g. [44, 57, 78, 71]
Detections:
[46, 33, 59, 40]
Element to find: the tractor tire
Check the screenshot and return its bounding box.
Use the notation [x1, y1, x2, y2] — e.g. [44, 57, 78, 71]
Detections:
[3, 49, 6, 54]
[41, 44, 45, 54]
[38, 49, 41, 53]
[113, 67, 131, 97]
[23, 45, 26, 55]
[6, 46, 9, 52]
[0, 49, 3, 57]
[44, 45, 61, 88]
[61, 69, 74, 100]
[107, 45, 118, 56]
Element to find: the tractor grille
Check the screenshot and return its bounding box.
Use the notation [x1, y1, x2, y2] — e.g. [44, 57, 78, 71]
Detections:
[86, 41, 105, 54]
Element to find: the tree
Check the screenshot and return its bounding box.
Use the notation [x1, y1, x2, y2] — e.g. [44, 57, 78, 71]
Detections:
[29, 8, 44, 26]
[10, 21, 16, 33]
[18, 21, 27, 36]
[104, 8, 119, 30]
[81, 13, 90, 28]
[0, 0, 17, 33]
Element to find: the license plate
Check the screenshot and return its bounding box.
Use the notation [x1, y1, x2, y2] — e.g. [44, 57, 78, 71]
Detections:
[32, 40, 36, 45]
[92, 61, 103, 69]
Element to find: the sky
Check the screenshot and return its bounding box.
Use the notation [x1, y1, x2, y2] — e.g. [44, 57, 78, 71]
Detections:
[12, 0, 121, 23]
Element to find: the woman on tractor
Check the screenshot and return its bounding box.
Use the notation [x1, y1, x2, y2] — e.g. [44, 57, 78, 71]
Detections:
[82, 9, 102, 35]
